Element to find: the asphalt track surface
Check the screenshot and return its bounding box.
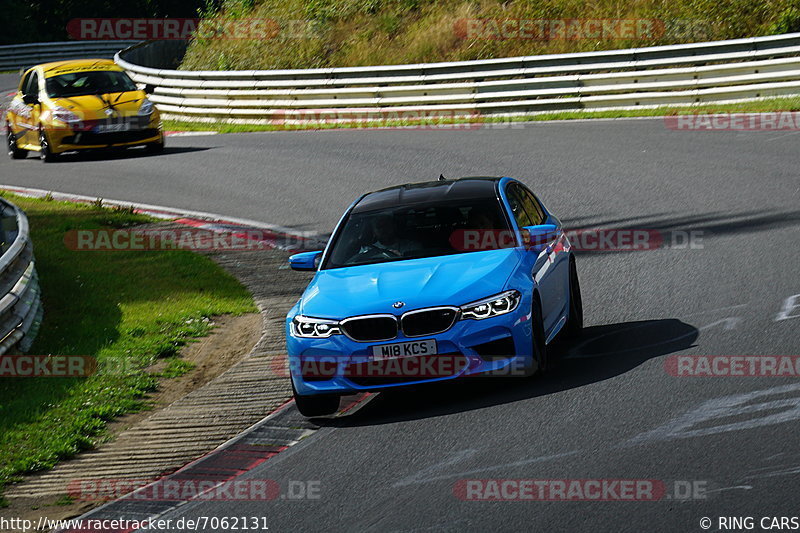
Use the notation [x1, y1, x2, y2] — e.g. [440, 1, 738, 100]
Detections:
[2, 118, 800, 531]
[1, 73, 21, 94]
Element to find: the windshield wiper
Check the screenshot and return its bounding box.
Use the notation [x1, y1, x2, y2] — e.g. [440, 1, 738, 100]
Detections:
[89, 90, 111, 107]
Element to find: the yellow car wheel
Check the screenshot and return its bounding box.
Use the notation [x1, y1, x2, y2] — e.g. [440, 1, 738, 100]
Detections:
[38, 129, 56, 163]
[6, 126, 27, 160]
[145, 133, 165, 154]
[145, 140, 165, 154]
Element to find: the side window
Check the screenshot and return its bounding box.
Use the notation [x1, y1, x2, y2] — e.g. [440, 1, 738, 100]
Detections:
[26, 72, 40, 96]
[18, 72, 31, 95]
[506, 184, 534, 228]
[519, 186, 545, 225]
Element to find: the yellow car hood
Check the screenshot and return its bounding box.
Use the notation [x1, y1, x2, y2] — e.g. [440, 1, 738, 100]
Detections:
[51, 90, 148, 120]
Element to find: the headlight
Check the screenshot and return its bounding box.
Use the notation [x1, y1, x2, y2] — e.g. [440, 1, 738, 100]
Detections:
[51, 106, 82, 124]
[291, 316, 342, 338]
[138, 98, 155, 116]
[460, 290, 521, 320]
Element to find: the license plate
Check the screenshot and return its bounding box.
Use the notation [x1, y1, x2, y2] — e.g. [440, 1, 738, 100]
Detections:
[371, 339, 437, 360]
[95, 122, 131, 133]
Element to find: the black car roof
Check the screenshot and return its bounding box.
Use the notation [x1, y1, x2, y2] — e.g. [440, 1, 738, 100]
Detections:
[352, 177, 503, 213]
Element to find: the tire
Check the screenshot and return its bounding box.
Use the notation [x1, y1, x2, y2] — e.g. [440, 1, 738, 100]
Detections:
[38, 128, 56, 163]
[6, 127, 26, 159]
[292, 380, 340, 417]
[145, 140, 164, 154]
[531, 293, 549, 375]
[565, 257, 584, 338]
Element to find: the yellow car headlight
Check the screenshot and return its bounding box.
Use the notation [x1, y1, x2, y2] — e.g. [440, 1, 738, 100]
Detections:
[50, 106, 82, 124]
[138, 98, 155, 116]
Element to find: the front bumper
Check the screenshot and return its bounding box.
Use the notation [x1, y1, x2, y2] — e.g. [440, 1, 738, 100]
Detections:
[56, 128, 161, 149]
[47, 114, 162, 154]
[286, 305, 535, 396]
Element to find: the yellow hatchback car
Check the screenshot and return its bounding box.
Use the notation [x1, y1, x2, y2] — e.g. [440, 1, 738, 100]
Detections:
[6, 59, 164, 162]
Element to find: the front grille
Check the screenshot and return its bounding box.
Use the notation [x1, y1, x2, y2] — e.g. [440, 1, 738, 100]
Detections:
[62, 128, 158, 146]
[90, 116, 151, 129]
[401, 307, 459, 337]
[341, 315, 398, 342]
[346, 352, 467, 387]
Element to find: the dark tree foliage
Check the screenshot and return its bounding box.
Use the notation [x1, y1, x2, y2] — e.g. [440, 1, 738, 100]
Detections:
[0, 0, 205, 44]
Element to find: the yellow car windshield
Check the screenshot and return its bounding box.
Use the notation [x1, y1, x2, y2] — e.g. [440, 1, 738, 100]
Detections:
[45, 70, 138, 98]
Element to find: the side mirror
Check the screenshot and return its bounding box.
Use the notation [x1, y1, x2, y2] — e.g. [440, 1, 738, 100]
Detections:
[22, 93, 39, 105]
[521, 223, 559, 249]
[143, 84, 155, 95]
[289, 250, 322, 271]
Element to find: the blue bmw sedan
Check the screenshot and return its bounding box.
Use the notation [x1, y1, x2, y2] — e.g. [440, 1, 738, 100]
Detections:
[286, 177, 583, 416]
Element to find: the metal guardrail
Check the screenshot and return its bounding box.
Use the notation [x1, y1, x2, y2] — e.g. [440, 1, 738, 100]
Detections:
[0, 198, 42, 355]
[0, 41, 140, 72]
[114, 33, 800, 124]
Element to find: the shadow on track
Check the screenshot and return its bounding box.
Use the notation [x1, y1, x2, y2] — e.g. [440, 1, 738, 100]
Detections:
[16, 145, 214, 164]
[323, 318, 698, 426]
[561, 209, 800, 254]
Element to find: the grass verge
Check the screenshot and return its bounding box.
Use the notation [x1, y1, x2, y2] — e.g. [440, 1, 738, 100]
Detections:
[0, 193, 256, 496]
[163, 96, 800, 133]
[182, 0, 800, 71]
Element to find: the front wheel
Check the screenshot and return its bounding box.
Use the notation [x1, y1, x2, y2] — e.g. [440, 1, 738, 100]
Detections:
[7, 127, 26, 159]
[145, 138, 164, 154]
[39, 129, 56, 163]
[529, 294, 549, 376]
[565, 258, 583, 338]
[292, 380, 340, 417]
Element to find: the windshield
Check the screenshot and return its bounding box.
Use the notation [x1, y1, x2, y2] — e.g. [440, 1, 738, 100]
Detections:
[45, 70, 138, 98]
[323, 197, 513, 269]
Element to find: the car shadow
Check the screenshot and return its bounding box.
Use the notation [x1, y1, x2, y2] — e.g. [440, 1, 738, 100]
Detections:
[560, 209, 800, 254]
[321, 318, 698, 426]
[42, 145, 213, 163]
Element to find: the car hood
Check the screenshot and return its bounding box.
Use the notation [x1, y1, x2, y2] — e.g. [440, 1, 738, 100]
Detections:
[50, 90, 147, 120]
[299, 248, 522, 318]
